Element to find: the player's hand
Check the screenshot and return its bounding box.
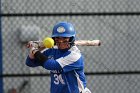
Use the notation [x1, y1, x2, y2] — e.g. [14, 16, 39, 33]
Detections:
[29, 47, 39, 59]
[26, 41, 40, 48]
[26, 41, 46, 51]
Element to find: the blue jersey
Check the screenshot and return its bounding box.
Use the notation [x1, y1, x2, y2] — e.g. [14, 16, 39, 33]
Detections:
[26, 46, 87, 93]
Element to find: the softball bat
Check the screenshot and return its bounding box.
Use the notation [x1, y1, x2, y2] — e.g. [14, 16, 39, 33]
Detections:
[26, 39, 101, 48]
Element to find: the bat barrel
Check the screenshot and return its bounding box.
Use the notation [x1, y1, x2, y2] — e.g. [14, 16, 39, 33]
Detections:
[75, 40, 101, 46]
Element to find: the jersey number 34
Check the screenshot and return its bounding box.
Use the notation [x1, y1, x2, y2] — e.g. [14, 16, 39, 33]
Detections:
[54, 74, 65, 85]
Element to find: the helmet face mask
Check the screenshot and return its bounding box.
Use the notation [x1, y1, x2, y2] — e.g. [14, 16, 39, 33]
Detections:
[52, 22, 76, 50]
[54, 37, 71, 50]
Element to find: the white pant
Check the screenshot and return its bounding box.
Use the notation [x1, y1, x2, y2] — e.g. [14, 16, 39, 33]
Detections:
[81, 88, 91, 93]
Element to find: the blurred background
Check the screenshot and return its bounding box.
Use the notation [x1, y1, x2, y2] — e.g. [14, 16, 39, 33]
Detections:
[0, 0, 140, 93]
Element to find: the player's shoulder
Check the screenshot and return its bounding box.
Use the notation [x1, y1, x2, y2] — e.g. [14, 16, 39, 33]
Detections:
[41, 47, 57, 56]
[67, 46, 82, 59]
[69, 46, 81, 53]
[41, 48, 54, 52]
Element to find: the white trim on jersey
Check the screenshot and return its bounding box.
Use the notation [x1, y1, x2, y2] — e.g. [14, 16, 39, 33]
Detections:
[74, 70, 85, 92]
[56, 46, 81, 67]
[56, 51, 81, 67]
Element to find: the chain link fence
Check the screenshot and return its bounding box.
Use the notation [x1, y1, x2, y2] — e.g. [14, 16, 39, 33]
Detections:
[1, 0, 140, 93]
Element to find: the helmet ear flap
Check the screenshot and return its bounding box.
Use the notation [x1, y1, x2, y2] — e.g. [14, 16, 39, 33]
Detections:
[69, 37, 75, 42]
[69, 37, 75, 46]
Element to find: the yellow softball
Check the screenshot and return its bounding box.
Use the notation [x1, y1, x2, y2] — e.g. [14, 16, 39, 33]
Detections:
[43, 37, 54, 48]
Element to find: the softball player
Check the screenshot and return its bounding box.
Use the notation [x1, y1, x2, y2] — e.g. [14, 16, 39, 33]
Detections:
[26, 22, 91, 93]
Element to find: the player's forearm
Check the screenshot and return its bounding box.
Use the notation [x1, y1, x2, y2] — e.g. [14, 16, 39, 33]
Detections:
[43, 59, 62, 70]
[26, 56, 41, 67]
[34, 51, 47, 61]
[31, 50, 62, 70]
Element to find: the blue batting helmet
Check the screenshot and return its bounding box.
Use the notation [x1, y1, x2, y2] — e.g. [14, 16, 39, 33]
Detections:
[51, 22, 76, 38]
